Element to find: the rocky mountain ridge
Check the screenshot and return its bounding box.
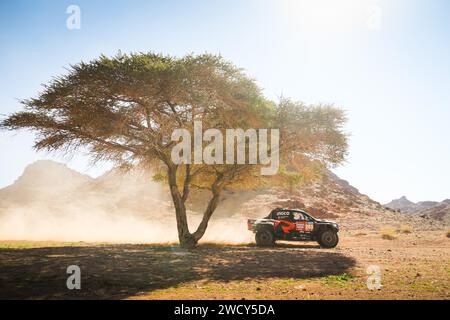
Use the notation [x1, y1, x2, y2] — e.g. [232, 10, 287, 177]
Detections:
[384, 196, 450, 224]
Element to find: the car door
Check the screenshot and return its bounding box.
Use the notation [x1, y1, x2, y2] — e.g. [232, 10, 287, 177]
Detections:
[293, 212, 315, 237]
[274, 210, 296, 235]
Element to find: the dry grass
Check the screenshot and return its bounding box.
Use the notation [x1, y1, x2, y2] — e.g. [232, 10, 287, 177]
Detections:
[399, 225, 413, 234]
[380, 227, 397, 240]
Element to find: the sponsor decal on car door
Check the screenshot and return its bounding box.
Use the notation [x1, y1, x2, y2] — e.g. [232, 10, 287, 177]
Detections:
[295, 221, 314, 233]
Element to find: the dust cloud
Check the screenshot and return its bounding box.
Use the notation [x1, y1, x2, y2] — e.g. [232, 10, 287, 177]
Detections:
[0, 161, 269, 244]
[0, 207, 254, 244]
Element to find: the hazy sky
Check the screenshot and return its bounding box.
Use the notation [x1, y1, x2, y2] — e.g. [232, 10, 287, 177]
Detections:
[0, 0, 449, 203]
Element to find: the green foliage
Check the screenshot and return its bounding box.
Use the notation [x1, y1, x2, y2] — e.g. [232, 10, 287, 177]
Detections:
[275, 98, 348, 168]
[324, 273, 353, 287]
[152, 171, 167, 183]
[277, 167, 303, 193]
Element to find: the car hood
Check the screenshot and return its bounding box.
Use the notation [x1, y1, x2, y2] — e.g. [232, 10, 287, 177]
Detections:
[315, 219, 338, 225]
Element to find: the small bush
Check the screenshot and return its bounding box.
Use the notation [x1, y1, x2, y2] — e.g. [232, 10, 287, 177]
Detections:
[446, 230, 450, 238]
[380, 227, 397, 240]
[324, 273, 353, 287]
[329, 273, 352, 282]
[399, 225, 412, 234]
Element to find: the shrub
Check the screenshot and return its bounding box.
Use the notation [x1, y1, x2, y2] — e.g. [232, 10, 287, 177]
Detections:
[399, 225, 412, 234]
[324, 273, 353, 287]
[380, 227, 397, 240]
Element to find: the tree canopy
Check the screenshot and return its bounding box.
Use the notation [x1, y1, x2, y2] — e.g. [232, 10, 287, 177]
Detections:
[1, 52, 348, 248]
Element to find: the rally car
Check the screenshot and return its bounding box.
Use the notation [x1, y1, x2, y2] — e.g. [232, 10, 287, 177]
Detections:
[247, 208, 339, 248]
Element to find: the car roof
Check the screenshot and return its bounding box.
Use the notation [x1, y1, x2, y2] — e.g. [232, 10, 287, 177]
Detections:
[273, 208, 309, 215]
[287, 209, 308, 214]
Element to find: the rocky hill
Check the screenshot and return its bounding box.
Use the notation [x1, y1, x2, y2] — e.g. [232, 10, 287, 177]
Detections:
[417, 203, 450, 224]
[384, 196, 417, 213]
[384, 196, 450, 225]
[384, 196, 440, 214]
[0, 160, 92, 205]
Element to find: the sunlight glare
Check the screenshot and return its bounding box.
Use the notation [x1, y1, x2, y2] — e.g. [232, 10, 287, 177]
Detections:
[281, 0, 375, 33]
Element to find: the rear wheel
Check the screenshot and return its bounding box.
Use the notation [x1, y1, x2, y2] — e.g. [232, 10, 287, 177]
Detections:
[318, 230, 339, 248]
[255, 229, 275, 246]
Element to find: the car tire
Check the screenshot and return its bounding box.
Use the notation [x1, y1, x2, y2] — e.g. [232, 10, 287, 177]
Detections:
[318, 230, 339, 248]
[255, 230, 275, 246]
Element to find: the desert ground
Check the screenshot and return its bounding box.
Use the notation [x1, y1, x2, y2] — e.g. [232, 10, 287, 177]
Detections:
[0, 229, 448, 300]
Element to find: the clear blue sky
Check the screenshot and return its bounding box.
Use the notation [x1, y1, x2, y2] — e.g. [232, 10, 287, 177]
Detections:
[1, 0, 449, 203]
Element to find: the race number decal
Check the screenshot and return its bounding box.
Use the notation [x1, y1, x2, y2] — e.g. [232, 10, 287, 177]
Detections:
[305, 222, 314, 232]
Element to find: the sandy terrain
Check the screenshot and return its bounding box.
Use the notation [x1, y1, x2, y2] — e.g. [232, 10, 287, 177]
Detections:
[0, 230, 448, 300]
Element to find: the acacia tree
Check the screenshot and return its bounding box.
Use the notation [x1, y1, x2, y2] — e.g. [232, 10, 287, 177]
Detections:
[1, 52, 348, 248]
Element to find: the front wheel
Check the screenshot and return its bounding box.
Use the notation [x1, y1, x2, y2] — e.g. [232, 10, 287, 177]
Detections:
[255, 230, 275, 246]
[318, 230, 339, 248]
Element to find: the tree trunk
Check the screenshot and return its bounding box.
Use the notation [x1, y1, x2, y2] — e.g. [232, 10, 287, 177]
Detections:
[167, 165, 223, 249]
[192, 187, 221, 242]
[167, 166, 197, 249]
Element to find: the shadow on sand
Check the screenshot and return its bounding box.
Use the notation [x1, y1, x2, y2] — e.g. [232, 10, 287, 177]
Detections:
[0, 243, 356, 299]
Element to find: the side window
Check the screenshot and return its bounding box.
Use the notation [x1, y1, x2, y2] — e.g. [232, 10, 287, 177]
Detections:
[293, 212, 307, 221]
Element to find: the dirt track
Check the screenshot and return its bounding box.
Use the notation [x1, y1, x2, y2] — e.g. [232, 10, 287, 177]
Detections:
[0, 231, 448, 300]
